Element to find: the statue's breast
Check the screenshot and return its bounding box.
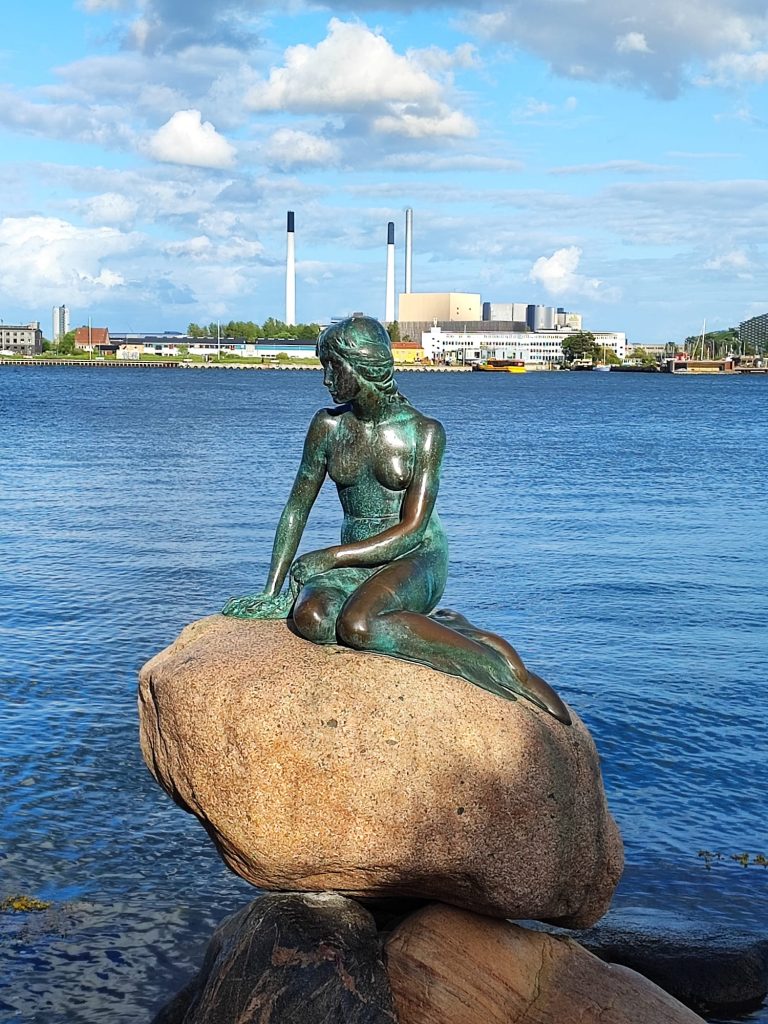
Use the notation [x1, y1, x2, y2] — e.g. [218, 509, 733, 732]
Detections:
[373, 425, 415, 492]
[326, 418, 414, 493]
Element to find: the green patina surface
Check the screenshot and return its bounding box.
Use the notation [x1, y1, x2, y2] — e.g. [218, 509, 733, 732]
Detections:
[223, 314, 570, 725]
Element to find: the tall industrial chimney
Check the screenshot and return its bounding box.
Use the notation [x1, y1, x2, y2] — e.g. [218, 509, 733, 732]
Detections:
[404, 208, 413, 294]
[285, 211, 296, 326]
[385, 221, 395, 323]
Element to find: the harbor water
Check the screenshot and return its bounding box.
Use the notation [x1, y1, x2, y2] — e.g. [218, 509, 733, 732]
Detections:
[1, 365, 766, 1022]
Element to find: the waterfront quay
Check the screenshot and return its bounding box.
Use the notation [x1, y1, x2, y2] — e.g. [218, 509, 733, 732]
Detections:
[0, 358, 472, 372]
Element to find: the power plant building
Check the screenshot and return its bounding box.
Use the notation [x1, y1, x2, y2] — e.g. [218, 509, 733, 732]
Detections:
[398, 292, 481, 324]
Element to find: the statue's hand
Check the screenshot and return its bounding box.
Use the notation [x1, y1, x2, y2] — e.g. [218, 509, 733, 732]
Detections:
[221, 590, 293, 620]
[290, 550, 335, 588]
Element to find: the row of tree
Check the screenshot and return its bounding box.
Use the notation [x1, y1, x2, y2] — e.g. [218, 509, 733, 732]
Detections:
[187, 319, 322, 340]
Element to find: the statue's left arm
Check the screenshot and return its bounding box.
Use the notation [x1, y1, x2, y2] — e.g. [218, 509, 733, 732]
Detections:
[291, 418, 445, 584]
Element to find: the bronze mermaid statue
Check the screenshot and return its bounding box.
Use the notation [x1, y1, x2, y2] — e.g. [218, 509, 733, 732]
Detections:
[222, 314, 571, 725]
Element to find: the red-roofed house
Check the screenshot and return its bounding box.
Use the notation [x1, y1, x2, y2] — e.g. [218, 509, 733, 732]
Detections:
[75, 326, 110, 350]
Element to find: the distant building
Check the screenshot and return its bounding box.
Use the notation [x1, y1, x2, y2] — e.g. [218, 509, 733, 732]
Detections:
[0, 322, 43, 356]
[52, 304, 69, 342]
[422, 326, 626, 366]
[391, 341, 424, 364]
[483, 301, 529, 323]
[398, 292, 481, 323]
[483, 302, 583, 331]
[739, 313, 768, 354]
[75, 326, 110, 350]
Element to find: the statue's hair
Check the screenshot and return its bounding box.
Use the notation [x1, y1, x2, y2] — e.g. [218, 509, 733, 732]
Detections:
[317, 315, 404, 400]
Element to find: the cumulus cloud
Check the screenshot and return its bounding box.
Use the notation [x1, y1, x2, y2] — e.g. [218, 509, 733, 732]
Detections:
[145, 109, 236, 168]
[0, 216, 135, 306]
[615, 32, 651, 54]
[80, 192, 140, 225]
[469, 0, 768, 97]
[529, 246, 620, 301]
[246, 19, 474, 139]
[264, 128, 337, 170]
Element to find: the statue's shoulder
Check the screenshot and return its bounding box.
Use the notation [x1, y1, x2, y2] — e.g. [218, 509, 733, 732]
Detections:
[408, 406, 446, 442]
[393, 404, 446, 452]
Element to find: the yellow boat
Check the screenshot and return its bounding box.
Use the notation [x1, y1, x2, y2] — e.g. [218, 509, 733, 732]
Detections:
[472, 359, 526, 373]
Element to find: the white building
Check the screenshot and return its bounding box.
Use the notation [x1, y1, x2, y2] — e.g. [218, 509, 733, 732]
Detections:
[422, 326, 627, 365]
[52, 304, 69, 342]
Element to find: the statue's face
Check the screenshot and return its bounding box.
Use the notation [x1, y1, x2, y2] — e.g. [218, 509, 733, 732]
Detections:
[321, 349, 360, 403]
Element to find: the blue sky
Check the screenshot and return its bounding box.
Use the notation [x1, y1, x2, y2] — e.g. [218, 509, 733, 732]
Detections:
[1, 0, 767, 342]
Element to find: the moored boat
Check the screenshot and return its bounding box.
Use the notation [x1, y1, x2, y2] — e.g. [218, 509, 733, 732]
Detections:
[472, 359, 526, 373]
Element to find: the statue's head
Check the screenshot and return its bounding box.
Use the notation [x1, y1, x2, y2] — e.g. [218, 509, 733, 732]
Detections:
[317, 314, 399, 400]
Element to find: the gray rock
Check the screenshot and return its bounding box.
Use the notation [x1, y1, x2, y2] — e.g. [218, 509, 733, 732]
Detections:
[152, 892, 398, 1024]
[539, 907, 768, 1017]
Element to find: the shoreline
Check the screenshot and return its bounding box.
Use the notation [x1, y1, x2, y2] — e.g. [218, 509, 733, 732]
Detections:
[0, 358, 472, 372]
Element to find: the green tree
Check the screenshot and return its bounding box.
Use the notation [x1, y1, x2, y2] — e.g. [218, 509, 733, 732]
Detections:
[683, 327, 739, 358]
[560, 331, 598, 363]
[57, 330, 77, 355]
[296, 322, 321, 341]
[187, 322, 208, 338]
[387, 321, 401, 345]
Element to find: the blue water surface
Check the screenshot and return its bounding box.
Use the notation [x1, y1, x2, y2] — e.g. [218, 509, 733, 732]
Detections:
[1, 365, 766, 1022]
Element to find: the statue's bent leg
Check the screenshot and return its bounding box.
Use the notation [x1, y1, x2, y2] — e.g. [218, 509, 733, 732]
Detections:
[429, 609, 571, 725]
[336, 555, 547, 711]
[292, 582, 349, 645]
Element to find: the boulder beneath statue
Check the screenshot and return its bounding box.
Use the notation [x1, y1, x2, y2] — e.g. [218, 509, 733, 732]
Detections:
[151, 892, 397, 1024]
[139, 615, 623, 927]
[385, 903, 707, 1024]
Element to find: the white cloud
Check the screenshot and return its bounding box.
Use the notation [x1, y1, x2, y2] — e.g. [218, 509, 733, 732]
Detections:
[699, 50, 768, 85]
[383, 152, 522, 171]
[373, 106, 476, 138]
[145, 109, 236, 168]
[517, 98, 555, 118]
[615, 32, 651, 54]
[0, 216, 135, 306]
[78, 0, 130, 9]
[247, 21, 441, 113]
[704, 248, 752, 274]
[264, 128, 336, 170]
[246, 19, 474, 140]
[548, 160, 673, 175]
[468, 0, 768, 97]
[529, 246, 621, 301]
[81, 192, 140, 225]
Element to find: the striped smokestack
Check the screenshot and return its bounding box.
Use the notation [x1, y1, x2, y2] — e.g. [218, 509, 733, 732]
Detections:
[285, 211, 296, 326]
[385, 221, 395, 323]
[404, 208, 413, 293]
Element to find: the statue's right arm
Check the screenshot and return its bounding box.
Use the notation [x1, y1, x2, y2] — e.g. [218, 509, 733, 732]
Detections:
[263, 410, 330, 596]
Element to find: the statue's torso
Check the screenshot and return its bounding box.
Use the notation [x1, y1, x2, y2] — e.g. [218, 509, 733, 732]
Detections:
[322, 405, 444, 547]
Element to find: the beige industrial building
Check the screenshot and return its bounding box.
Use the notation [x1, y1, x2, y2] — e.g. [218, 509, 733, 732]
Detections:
[398, 292, 481, 323]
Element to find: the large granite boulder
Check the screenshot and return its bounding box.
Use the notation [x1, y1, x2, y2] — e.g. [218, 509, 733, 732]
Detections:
[139, 615, 622, 927]
[152, 892, 397, 1024]
[385, 903, 707, 1024]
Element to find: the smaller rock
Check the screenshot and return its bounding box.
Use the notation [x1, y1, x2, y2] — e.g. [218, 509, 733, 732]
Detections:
[385, 903, 707, 1024]
[551, 906, 768, 1017]
[152, 892, 397, 1024]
